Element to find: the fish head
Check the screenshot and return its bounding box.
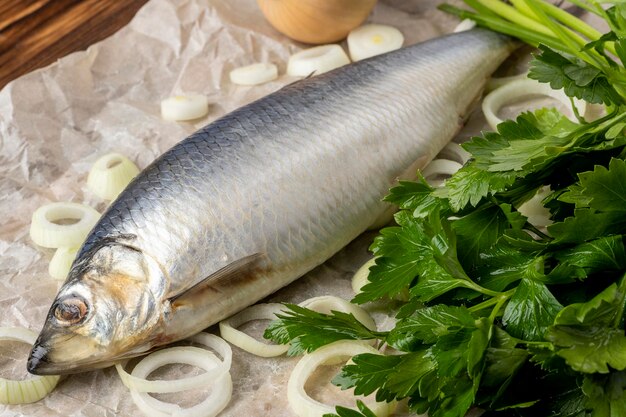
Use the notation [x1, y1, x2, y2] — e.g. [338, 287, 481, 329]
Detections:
[28, 243, 169, 375]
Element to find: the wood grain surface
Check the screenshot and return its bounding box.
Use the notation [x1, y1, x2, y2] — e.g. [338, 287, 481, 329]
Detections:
[0, 0, 149, 89]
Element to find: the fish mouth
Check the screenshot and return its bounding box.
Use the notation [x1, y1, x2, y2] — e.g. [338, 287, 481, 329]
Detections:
[27, 342, 118, 375]
[27, 343, 53, 375]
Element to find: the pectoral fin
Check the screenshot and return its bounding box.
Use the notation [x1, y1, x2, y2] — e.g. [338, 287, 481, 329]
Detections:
[168, 253, 266, 308]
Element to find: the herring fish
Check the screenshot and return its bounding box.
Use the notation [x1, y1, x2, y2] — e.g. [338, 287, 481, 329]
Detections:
[28, 29, 514, 374]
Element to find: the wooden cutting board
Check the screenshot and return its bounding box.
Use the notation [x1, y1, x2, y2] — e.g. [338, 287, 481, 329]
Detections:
[0, 0, 149, 89]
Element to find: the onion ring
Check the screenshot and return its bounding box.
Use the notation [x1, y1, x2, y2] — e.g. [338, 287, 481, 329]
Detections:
[116, 332, 231, 393]
[422, 158, 464, 179]
[86, 153, 140, 201]
[219, 303, 290, 357]
[0, 327, 60, 404]
[287, 340, 395, 417]
[351, 258, 377, 295]
[299, 296, 376, 332]
[482, 78, 586, 131]
[128, 346, 232, 417]
[437, 142, 471, 164]
[29, 202, 100, 249]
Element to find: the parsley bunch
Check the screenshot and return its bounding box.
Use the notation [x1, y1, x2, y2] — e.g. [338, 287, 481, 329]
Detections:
[265, 2, 626, 416]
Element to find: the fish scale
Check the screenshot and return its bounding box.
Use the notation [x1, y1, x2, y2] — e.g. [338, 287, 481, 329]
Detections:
[29, 29, 516, 374]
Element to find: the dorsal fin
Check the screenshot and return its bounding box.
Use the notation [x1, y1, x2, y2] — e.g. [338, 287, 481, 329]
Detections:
[168, 253, 266, 308]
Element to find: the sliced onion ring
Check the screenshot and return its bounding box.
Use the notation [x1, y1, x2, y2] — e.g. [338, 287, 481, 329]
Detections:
[518, 186, 553, 228]
[299, 296, 376, 332]
[347, 24, 404, 62]
[128, 346, 232, 417]
[30, 202, 100, 249]
[230, 63, 278, 86]
[482, 78, 586, 131]
[48, 247, 79, 281]
[87, 153, 140, 201]
[116, 332, 232, 393]
[437, 142, 471, 165]
[453, 19, 477, 32]
[161, 95, 209, 121]
[422, 158, 463, 179]
[287, 340, 395, 417]
[287, 45, 350, 77]
[351, 258, 377, 295]
[0, 327, 60, 404]
[219, 303, 289, 357]
[486, 72, 529, 92]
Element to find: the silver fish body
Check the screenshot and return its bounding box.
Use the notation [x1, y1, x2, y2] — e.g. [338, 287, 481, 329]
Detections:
[28, 29, 514, 374]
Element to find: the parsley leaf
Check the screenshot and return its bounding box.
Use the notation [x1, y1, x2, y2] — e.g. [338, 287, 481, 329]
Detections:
[387, 305, 476, 351]
[546, 279, 626, 373]
[529, 45, 624, 105]
[332, 350, 434, 402]
[502, 279, 563, 341]
[554, 236, 626, 277]
[384, 176, 442, 218]
[583, 372, 626, 416]
[323, 400, 379, 417]
[578, 158, 626, 212]
[263, 304, 382, 355]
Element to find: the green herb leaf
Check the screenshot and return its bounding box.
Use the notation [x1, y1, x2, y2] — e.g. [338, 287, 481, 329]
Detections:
[384, 176, 442, 218]
[583, 372, 626, 416]
[263, 304, 382, 355]
[323, 400, 379, 417]
[502, 279, 563, 341]
[529, 45, 624, 105]
[546, 279, 626, 373]
[578, 158, 626, 213]
[387, 305, 476, 351]
[554, 235, 626, 277]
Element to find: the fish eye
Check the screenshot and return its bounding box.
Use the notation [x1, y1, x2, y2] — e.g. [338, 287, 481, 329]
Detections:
[54, 297, 88, 325]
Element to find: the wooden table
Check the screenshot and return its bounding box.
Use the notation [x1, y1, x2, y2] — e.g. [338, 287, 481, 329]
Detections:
[0, 0, 149, 89]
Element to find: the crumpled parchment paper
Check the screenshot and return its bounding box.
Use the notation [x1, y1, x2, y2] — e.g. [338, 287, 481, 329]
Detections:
[0, 0, 537, 416]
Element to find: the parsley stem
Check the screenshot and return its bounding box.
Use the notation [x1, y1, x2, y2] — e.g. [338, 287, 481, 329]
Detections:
[489, 295, 510, 322]
[569, 97, 585, 123]
[520, 340, 553, 348]
[474, 0, 554, 37]
[439, 5, 567, 50]
[464, 282, 506, 297]
[468, 289, 515, 313]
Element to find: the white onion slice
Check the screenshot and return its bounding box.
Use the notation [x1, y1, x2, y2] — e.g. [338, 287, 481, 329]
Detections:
[422, 159, 463, 179]
[128, 346, 232, 417]
[299, 296, 376, 332]
[287, 340, 395, 417]
[48, 247, 79, 281]
[87, 153, 140, 200]
[482, 78, 586, 131]
[230, 63, 278, 86]
[161, 95, 209, 121]
[219, 303, 289, 357]
[116, 332, 232, 393]
[0, 327, 60, 404]
[486, 73, 529, 92]
[30, 202, 100, 249]
[351, 258, 377, 295]
[437, 142, 471, 165]
[287, 45, 350, 77]
[347, 24, 404, 62]
[518, 186, 553, 227]
[453, 19, 477, 32]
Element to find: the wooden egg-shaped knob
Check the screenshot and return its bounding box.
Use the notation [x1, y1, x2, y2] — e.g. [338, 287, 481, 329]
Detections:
[257, 0, 378, 44]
